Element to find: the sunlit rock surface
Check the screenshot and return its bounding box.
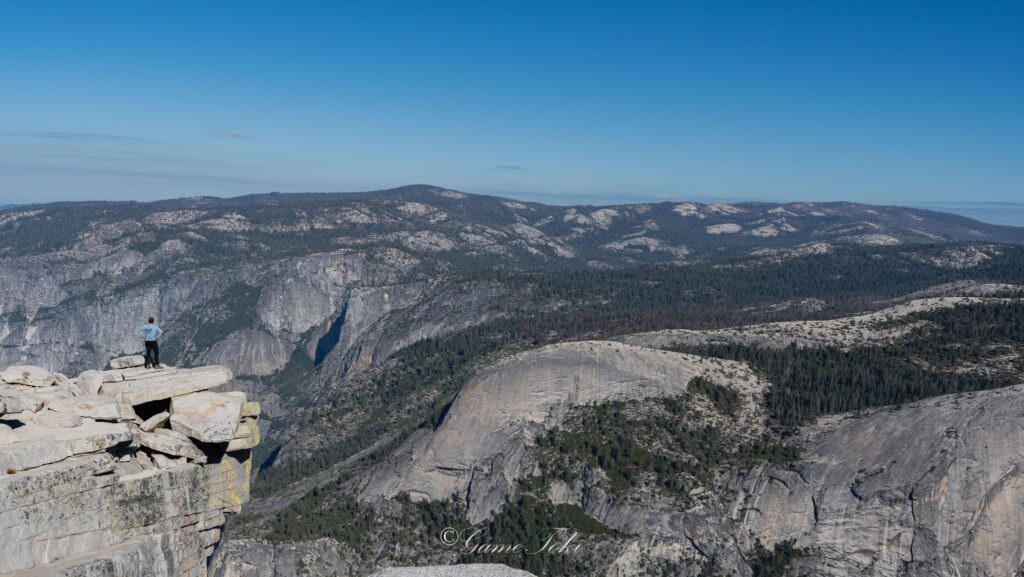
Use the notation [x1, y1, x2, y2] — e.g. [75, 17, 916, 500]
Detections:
[358, 341, 767, 522]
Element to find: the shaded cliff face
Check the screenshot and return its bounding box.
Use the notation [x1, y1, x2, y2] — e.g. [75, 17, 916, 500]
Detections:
[0, 246, 418, 378]
[734, 384, 1024, 577]
[0, 357, 260, 577]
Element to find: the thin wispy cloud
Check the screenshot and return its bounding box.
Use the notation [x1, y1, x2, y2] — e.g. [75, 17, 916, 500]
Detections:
[497, 164, 526, 170]
[0, 130, 150, 142]
[214, 130, 253, 140]
[0, 161, 301, 187]
[25, 151, 227, 168]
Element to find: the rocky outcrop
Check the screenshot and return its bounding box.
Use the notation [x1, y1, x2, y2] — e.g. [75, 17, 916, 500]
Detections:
[358, 341, 766, 522]
[0, 356, 261, 577]
[734, 384, 1024, 577]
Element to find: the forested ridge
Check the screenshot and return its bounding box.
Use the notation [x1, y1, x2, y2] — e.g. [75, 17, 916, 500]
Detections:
[529, 388, 800, 506]
[672, 301, 1024, 426]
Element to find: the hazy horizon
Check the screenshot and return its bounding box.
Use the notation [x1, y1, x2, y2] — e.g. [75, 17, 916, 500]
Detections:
[4, 186, 1024, 227]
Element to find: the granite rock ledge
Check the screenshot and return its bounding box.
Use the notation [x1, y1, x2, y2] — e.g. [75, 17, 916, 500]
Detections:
[0, 356, 261, 577]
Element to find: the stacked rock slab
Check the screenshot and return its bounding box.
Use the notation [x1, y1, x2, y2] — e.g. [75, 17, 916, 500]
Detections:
[0, 355, 261, 577]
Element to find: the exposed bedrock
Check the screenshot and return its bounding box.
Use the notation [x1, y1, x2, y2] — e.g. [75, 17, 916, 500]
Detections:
[0, 357, 261, 577]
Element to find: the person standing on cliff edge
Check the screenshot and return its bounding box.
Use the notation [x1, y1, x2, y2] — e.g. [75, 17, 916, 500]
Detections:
[138, 316, 163, 369]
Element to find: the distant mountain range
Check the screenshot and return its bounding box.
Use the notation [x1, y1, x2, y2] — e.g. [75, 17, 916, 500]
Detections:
[2, 185, 1022, 265]
[1, 182, 1022, 396]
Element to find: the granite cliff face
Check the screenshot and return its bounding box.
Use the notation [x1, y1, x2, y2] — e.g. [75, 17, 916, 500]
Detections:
[734, 384, 1024, 577]
[0, 356, 260, 577]
[0, 246, 426, 384]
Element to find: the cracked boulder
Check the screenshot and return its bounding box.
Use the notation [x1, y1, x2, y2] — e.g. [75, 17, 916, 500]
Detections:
[99, 365, 233, 405]
[110, 354, 146, 369]
[170, 391, 244, 444]
[136, 428, 208, 463]
[46, 395, 136, 422]
[1, 365, 56, 387]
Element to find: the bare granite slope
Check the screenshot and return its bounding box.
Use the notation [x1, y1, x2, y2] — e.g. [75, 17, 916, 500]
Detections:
[358, 341, 766, 522]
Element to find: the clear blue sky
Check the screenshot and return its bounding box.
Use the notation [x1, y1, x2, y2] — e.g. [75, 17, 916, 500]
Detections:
[1, 1, 1022, 207]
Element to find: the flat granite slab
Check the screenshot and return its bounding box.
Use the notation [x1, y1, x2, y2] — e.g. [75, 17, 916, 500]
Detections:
[0, 420, 132, 473]
[100, 366, 180, 383]
[99, 366, 233, 406]
[2, 534, 171, 577]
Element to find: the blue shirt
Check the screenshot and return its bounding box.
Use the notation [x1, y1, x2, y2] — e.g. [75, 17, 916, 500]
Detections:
[138, 323, 163, 341]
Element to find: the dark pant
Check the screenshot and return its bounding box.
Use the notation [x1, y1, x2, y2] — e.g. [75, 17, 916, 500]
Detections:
[144, 340, 160, 366]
